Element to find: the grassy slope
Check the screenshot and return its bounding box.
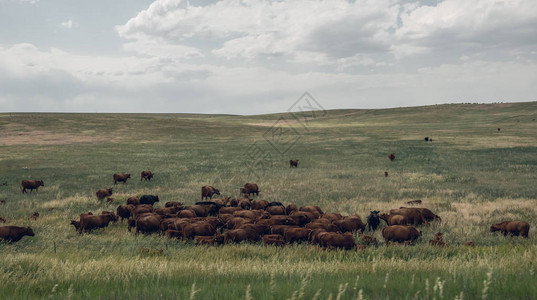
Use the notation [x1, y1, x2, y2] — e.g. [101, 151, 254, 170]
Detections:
[0, 102, 537, 299]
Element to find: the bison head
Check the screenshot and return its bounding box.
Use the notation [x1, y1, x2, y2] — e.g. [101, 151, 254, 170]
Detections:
[214, 189, 221, 195]
[37, 180, 44, 186]
[126, 174, 131, 179]
[26, 227, 35, 236]
[490, 224, 501, 232]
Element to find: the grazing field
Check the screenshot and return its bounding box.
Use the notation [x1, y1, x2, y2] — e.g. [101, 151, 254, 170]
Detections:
[1, 102, 537, 299]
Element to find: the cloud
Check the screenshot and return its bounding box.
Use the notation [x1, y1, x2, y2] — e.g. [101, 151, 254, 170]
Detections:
[60, 20, 77, 29]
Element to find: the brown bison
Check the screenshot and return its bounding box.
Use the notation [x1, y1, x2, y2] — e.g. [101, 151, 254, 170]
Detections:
[299, 206, 323, 219]
[0, 226, 35, 242]
[134, 215, 161, 234]
[382, 225, 421, 244]
[240, 183, 259, 197]
[183, 222, 216, 240]
[21, 180, 44, 193]
[286, 204, 298, 215]
[132, 204, 154, 217]
[263, 234, 285, 246]
[270, 225, 300, 235]
[379, 213, 408, 226]
[78, 213, 116, 233]
[113, 173, 131, 184]
[140, 171, 154, 181]
[127, 196, 140, 206]
[490, 221, 530, 238]
[284, 228, 312, 244]
[319, 232, 356, 250]
[333, 216, 366, 233]
[165, 229, 183, 239]
[251, 199, 269, 210]
[429, 239, 446, 247]
[178, 210, 197, 218]
[223, 228, 260, 243]
[389, 208, 428, 225]
[201, 186, 221, 200]
[388, 153, 395, 161]
[290, 160, 299, 168]
[266, 205, 286, 215]
[165, 201, 183, 208]
[96, 188, 113, 200]
[116, 204, 135, 222]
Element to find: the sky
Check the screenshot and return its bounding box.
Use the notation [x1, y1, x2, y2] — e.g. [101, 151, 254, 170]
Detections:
[0, 0, 536, 114]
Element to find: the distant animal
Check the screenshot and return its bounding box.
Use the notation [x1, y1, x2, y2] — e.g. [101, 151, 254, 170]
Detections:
[113, 173, 131, 184]
[240, 183, 259, 197]
[382, 225, 421, 244]
[497, 128, 501, 131]
[96, 188, 113, 200]
[201, 185, 220, 200]
[21, 180, 44, 193]
[429, 138, 433, 142]
[406, 200, 422, 205]
[464, 240, 475, 247]
[29, 212, 39, 220]
[384, 171, 388, 177]
[490, 221, 529, 238]
[0, 216, 6, 223]
[424, 137, 429, 141]
[367, 210, 380, 231]
[0, 200, 5, 205]
[0, 182, 6, 186]
[139, 195, 159, 205]
[290, 160, 299, 168]
[388, 153, 395, 161]
[126, 196, 140, 206]
[0, 226, 35, 242]
[140, 171, 154, 181]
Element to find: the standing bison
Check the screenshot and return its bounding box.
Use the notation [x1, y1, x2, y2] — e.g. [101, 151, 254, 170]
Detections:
[139, 195, 159, 205]
[113, 173, 131, 184]
[367, 211, 381, 231]
[0, 226, 35, 242]
[490, 221, 529, 238]
[382, 225, 421, 244]
[240, 183, 259, 197]
[140, 171, 154, 181]
[201, 186, 220, 200]
[96, 188, 113, 200]
[21, 180, 44, 193]
[289, 160, 299, 168]
[388, 153, 395, 161]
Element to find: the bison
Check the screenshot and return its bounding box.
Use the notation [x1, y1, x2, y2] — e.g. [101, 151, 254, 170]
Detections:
[201, 186, 220, 200]
[126, 196, 140, 206]
[78, 213, 116, 233]
[165, 201, 183, 208]
[382, 225, 421, 244]
[490, 221, 530, 238]
[140, 171, 154, 181]
[113, 173, 131, 184]
[134, 215, 161, 234]
[319, 232, 356, 250]
[0, 226, 35, 242]
[379, 213, 408, 226]
[333, 216, 366, 233]
[366, 211, 380, 231]
[183, 222, 216, 240]
[223, 228, 260, 243]
[116, 204, 135, 222]
[464, 240, 475, 247]
[263, 234, 285, 246]
[240, 183, 259, 197]
[96, 188, 113, 200]
[21, 180, 44, 193]
[139, 195, 159, 205]
[284, 228, 312, 244]
[384, 171, 388, 177]
[251, 200, 269, 210]
[290, 160, 299, 168]
[0, 216, 6, 223]
[361, 234, 378, 246]
[388, 153, 395, 161]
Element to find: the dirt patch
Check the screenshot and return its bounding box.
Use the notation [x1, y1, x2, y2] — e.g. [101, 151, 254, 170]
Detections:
[0, 130, 106, 146]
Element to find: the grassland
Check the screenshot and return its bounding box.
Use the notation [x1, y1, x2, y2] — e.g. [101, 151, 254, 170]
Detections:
[0, 102, 537, 299]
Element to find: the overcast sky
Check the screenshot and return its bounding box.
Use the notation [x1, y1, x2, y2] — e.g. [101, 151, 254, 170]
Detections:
[1, 0, 536, 114]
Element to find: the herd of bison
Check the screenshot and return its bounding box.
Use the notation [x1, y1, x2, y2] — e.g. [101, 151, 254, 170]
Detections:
[0, 160, 531, 248]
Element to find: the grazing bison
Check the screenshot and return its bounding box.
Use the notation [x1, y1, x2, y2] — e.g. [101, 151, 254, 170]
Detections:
[240, 183, 259, 197]
[388, 153, 395, 161]
[406, 200, 422, 205]
[266, 205, 286, 215]
[140, 171, 154, 181]
[183, 222, 216, 240]
[70, 220, 81, 231]
[178, 210, 197, 218]
[389, 208, 428, 225]
[286, 204, 298, 215]
[430, 239, 446, 247]
[367, 210, 380, 231]
[497, 128, 501, 132]
[132, 205, 154, 217]
[223, 228, 260, 243]
[299, 206, 323, 219]
[166, 229, 183, 239]
[490, 221, 530, 238]
[284, 228, 312, 244]
[116, 204, 135, 222]
[289, 160, 299, 168]
[135, 215, 161, 234]
[382, 225, 421, 244]
[319, 232, 356, 250]
[21, 180, 44, 193]
[165, 201, 183, 208]
[78, 213, 116, 233]
[113, 173, 131, 184]
[139, 195, 159, 205]
[251, 200, 269, 210]
[96, 188, 113, 200]
[126, 196, 140, 206]
[201, 186, 221, 200]
[239, 198, 251, 210]
[0, 200, 5, 205]
[0, 226, 35, 242]
[379, 213, 408, 226]
[333, 216, 365, 233]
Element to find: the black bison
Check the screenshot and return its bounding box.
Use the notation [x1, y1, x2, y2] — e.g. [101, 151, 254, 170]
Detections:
[0, 226, 35, 242]
[139, 195, 159, 205]
[201, 186, 220, 200]
[240, 183, 259, 197]
[424, 137, 429, 141]
[140, 171, 154, 181]
[290, 160, 299, 168]
[382, 225, 421, 244]
[384, 171, 388, 177]
[96, 188, 113, 200]
[388, 153, 395, 161]
[490, 221, 530, 238]
[113, 173, 131, 184]
[21, 180, 44, 193]
[367, 210, 380, 231]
